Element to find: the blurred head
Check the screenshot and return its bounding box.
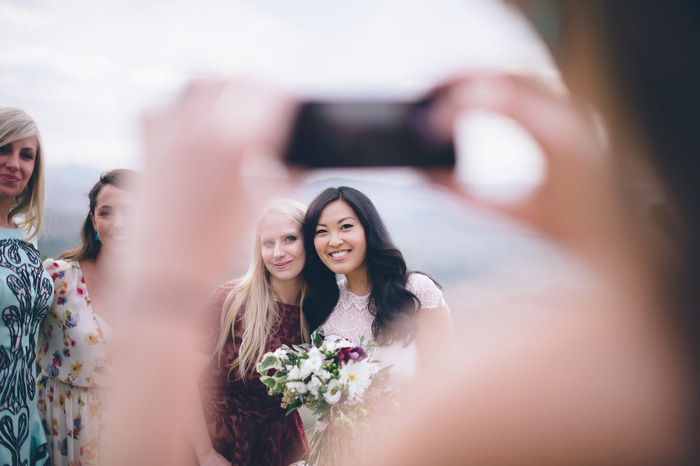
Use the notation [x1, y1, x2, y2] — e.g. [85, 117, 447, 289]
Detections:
[0, 107, 45, 239]
[60, 169, 139, 262]
[516, 1, 700, 449]
[514, 1, 700, 219]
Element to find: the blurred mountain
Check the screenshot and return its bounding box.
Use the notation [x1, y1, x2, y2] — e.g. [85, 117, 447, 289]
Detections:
[36, 166, 568, 282]
[291, 175, 563, 286]
[35, 166, 575, 332]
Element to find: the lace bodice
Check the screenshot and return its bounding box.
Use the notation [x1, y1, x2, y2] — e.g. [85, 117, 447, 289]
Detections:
[318, 273, 446, 344]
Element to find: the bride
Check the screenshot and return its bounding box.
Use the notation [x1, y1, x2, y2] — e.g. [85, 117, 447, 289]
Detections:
[302, 186, 454, 385]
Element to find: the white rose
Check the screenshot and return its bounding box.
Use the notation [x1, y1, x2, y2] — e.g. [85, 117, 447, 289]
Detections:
[307, 376, 323, 397]
[287, 366, 301, 380]
[299, 347, 325, 379]
[287, 381, 308, 394]
[317, 369, 332, 382]
[322, 379, 342, 404]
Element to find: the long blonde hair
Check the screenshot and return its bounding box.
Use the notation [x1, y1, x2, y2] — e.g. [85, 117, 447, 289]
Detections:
[215, 199, 310, 380]
[0, 108, 45, 240]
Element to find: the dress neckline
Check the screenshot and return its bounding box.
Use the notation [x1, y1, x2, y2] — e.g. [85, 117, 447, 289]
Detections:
[340, 278, 370, 299]
[74, 261, 113, 331]
[277, 301, 300, 308]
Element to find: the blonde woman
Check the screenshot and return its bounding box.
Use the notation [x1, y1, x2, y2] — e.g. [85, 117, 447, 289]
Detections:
[0, 107, 52, 465]
[191, 199, 310, 466]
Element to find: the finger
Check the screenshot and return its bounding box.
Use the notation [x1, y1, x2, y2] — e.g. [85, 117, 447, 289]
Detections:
[427, 72, 624, 251]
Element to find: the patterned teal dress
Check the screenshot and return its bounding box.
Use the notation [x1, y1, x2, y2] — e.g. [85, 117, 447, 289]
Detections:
[0, 228, 53, 466]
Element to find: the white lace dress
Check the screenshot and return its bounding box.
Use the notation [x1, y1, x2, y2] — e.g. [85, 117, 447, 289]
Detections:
[317, 273, 447, 386]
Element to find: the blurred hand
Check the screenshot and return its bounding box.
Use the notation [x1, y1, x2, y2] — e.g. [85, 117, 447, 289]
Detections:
[356, 72, 694, 466]
[109, 79, 298, 466]
[135, 79, 298, 298]
[425, 72, 642, 279]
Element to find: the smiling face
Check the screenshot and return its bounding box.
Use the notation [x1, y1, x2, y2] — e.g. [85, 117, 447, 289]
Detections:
[313, 200, 368, 278]
[91, 184, 135, 255]
[259, 212, 306, 287]
[0, 136, 37, 204]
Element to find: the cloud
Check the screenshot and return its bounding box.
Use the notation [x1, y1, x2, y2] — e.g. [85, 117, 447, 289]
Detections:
[0, 2, 48, 27]
[1, 0, 554, 170]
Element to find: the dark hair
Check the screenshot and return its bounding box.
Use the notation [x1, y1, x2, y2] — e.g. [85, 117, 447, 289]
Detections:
[59, 169, 138, 262]
[302, 186, 422, 345]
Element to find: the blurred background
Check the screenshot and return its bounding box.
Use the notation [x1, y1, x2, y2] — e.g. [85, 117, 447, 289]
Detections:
[0, 0, 577, 331]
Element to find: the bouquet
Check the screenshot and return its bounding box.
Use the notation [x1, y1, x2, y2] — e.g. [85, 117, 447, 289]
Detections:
[256, 332, 392, 465]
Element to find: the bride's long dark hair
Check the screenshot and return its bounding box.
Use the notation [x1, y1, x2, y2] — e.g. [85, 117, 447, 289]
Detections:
[302, 186, 422, 345]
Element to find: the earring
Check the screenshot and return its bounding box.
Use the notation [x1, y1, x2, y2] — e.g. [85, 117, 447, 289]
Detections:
[95, 232, 100, 242]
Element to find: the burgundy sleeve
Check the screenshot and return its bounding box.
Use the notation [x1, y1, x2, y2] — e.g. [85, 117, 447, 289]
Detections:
[193, 283, 234, 355]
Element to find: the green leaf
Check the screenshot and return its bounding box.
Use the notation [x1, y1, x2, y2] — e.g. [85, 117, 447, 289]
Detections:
[260, 376, 276, 389]
[269, 382, 284, 395]
[285, 405, 299, 416]
[258, 355, 280, 373]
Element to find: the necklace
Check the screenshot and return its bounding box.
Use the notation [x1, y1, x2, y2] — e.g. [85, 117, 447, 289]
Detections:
[271, 289, 282, 303]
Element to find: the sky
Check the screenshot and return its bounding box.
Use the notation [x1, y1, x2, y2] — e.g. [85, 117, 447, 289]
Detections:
[0, 0, 554, 188]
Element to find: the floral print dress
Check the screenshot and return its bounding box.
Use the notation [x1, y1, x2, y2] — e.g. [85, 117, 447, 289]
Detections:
[0, 228, 53, 466]
[36, 259, 112, 466]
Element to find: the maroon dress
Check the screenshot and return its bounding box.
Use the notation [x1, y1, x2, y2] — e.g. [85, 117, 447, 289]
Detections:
[196, 284, 309, 465]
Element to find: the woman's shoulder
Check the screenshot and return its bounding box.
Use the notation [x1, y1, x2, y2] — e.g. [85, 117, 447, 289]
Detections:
[197, 280, 241, 322]
[210, 280, 240, 306]
[406, 272, 446, 310]
[0, 226, 24, 241]
[42, 258, 80, 281]
[406, 272, 439, 289]
[194, 280, 242, 352]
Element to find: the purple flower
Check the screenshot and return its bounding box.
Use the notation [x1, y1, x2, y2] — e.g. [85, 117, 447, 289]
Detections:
[47, 365, 60, 377]
[337, 346, 368, 364]
[64, 314, 78, 328]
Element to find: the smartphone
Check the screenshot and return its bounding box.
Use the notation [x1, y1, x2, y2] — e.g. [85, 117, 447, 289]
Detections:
[283, 97, 455, 168]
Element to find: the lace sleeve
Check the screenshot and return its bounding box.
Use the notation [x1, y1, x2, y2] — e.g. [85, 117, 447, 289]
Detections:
[407, 273, 447, 311]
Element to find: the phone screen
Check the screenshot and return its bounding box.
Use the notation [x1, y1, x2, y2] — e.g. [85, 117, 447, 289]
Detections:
[283, 99, 455, 168]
